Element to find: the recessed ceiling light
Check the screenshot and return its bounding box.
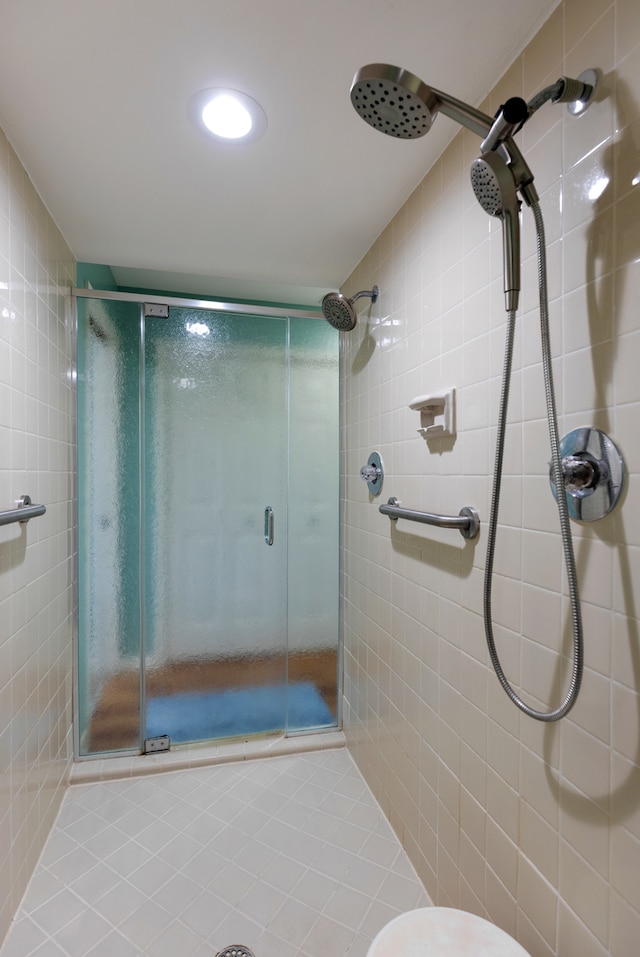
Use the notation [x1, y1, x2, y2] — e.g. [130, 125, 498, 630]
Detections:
[188, 88, 267, 144]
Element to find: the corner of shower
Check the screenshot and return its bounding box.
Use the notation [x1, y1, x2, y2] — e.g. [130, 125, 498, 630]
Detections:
[74, 289, 341, 764]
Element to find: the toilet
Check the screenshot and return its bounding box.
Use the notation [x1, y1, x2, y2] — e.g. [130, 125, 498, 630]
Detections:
[367, 908, 532, 956]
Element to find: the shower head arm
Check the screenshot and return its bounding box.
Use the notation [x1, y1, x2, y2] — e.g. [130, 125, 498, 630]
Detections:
[430, 89, 538, 204]
[351, 286, 379, 305]
[429, 87, 494, 139]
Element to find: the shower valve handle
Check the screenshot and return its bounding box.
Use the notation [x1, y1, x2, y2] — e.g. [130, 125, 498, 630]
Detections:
[360, 464, 382, 484]
[561, 453, 603, 497]
[360, 452, 384, 496]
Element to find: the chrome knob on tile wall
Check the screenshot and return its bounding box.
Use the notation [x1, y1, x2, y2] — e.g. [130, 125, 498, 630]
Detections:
[549, 427, 625, 522]
[360, 452, 384, 495]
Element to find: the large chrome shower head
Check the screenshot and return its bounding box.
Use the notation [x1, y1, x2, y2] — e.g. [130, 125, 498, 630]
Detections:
[321, 286, 379, 332]
[351, 63, 596, 315]
[351, 63, 529, 313]
[350, 63, 537, 203]
[350, 64, 438, 139]
[350, 64, 495, 141]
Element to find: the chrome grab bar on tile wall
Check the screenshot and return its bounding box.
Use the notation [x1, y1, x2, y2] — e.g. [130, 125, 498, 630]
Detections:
[379, 496, 480, 540]
[0, 495, 47, 527]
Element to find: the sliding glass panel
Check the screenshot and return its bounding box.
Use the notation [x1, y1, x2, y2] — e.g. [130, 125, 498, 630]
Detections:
[142, 308, 289, 744]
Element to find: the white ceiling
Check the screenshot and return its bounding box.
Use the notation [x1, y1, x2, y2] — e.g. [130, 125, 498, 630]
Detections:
[0, 0, 559, 305]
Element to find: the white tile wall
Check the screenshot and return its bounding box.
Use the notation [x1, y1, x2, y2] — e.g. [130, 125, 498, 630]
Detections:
[342, 1, 640, 954]
[3, 1, 640, 954]
[0, 127, 75, 943]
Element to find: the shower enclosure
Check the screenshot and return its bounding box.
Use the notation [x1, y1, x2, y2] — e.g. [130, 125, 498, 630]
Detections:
[76, 292, 339, 756]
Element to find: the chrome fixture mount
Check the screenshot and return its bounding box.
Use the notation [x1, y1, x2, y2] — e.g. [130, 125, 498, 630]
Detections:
[0, 494, 47, 527]
[379, 497, 480, 540]
[549, 427, 625, 522]
[360, 451, 384, 495]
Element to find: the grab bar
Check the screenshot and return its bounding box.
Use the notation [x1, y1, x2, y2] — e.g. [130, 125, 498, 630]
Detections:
[379, 496, 480, 540]
[0, 495, 47, 527]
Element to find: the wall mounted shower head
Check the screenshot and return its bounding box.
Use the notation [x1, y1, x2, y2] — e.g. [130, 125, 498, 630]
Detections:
[321, 286, 379, 331]
[470, 151, 521, 312]
[350, 64, 496, 141]
[350, 63, 538, 204]
[352, 62, 594, 314]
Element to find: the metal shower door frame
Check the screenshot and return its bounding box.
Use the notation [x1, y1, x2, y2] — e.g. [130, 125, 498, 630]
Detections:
[73, 288, 335, 760]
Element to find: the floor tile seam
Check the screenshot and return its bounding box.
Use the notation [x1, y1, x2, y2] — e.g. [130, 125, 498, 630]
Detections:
[248, 828, 350, 876]
[270, 787, 372, 829]
[25, 873, 116, 930]
[142, 803, 230, 837]
[2, 912, 54, 956]
[26, 858, 120, 915]
[307, 882, 379, 935]
[53, 839, 134, 874]
[316, 812, 383, 842]
[53, 906, 117, 957]
[83, 851, 199, 913]
[101, 832, 191, 872]
[65, 863, 144, 913]
[84, 927, 145, 957]
[53, 804, 94, 829]
[227, 897, 294, 943]
[241, 848, 330, 903]
[121, 876, 206, 921]
[64, 788, 145, 814]
[115, 897, 181, 949]
[142, 913, 209, 954]
[255, 833, 368, 899]
[60, 814, 156, 852]
[300, 909, 360, 952]
[352, 836, 408, 870]
[255, 927, 305, 957]
[317, 793, 363, 818]
[224, 804, 276, 833]
[25, 898, 114, 957]
[195, 861, 264, 905]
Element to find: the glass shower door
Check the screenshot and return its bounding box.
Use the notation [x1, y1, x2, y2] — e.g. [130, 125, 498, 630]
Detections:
[142, 307, 289, 745]
[77, 294, 338, 757]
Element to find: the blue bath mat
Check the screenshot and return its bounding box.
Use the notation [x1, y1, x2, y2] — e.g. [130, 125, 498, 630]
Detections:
[145, 681, 334, 743]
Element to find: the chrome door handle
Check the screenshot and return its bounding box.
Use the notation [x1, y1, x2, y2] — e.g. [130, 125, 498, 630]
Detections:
[264, 506, 274, 545]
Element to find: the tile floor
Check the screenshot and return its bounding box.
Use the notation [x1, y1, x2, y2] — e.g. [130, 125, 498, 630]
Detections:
[1, 748, 430, 957]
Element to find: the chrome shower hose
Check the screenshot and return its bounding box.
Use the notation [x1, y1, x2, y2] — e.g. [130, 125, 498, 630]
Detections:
[483, 201, 584, 721]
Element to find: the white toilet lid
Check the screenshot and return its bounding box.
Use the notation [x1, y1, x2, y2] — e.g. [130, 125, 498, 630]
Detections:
[367, 908, 532, 957]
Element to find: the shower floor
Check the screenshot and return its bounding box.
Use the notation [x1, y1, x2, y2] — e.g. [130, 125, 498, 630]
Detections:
[1, 749, 430, 957]
[87, 651, 338, 753]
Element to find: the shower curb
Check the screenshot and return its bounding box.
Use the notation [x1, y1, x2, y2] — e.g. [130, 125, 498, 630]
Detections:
[69, 729, 346, 785]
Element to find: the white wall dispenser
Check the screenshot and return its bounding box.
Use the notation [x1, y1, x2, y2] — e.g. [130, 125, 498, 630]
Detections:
[409, 389, 455, 439]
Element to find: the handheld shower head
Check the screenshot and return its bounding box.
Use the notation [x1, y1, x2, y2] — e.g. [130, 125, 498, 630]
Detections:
[470, 151, 521, 312]
[321, 286, 379, 331]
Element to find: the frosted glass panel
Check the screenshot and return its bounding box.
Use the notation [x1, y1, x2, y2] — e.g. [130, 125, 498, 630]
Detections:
[287, 317, 339, 729]
[77, 298, 141, 754]
[77, 297, 339, 755]
[142, 309, 289, 743]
